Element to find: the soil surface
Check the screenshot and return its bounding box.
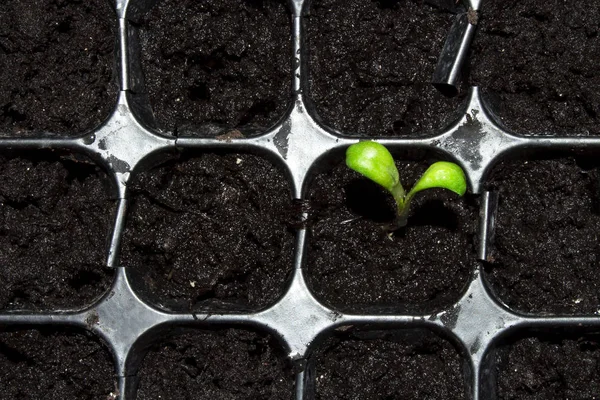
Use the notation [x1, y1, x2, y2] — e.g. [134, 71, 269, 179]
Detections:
[470, 0, 600, 135]
[120, 153, 295, 312]
[139, 0, 291, 136]
[136, 328, 294, 399]
[306, 160, 476, 313]
[0, 0, 117, 136]
[0, 154, 115, 310]
[497, 335, 600, 399]
[486, 158, 600, 314]
[308, 0, 466, 137]
[0, 328, 116, 399]
[313, 328, 465, 399]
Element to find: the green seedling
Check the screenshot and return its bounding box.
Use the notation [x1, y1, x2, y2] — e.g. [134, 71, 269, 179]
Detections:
[346, 141, 467, 228]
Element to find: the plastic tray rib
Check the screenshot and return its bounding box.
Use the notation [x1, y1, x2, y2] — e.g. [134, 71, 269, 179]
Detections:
[2, 0, 600, 399]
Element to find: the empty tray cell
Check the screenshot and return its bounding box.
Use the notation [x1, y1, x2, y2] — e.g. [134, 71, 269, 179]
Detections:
[0, 328, 116, 399]
[470, 0, 600, 135]
[486, 158, 600, 314]
[496, 335, 600, 399]
[306, 160, 475, 313]
[312, 328, 465, 399]
[0, 153, 116, 310]
[121, 153, 295, 312]
[136, 328, 294, 399]
[0, 0, 118, 136]
[138, 0, 292, 136]
[308, 0, 466, 137]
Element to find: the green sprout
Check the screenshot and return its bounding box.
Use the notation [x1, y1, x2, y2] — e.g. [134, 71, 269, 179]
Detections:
[346, 141, 467, 228]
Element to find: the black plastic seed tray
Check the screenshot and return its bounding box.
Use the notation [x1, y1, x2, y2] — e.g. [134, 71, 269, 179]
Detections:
[2, 0, 600, 399]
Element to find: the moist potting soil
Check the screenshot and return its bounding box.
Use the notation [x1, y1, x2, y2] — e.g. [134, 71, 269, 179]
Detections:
[0, 0, 117, 136]
[0, 328, 116, 399]
[470, 0, 600, 135]
[497, 335, 600, 399]
[308, 0, 466, 136]
[313, 328, 465, 399]
[486, 158, 600, 315]
[138, 0, 291, 136]
[120, 152, 295, 311]
[0, 153, 115, 310]
[136, 329, 294, 400]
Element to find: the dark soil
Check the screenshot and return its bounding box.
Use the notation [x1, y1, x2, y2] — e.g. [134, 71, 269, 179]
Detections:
[136, 328, 294, 400]
[0, 154, 115, 310]
[0, 328, 116, 399]
[470, 0, 600, 135]
[313, 328, 465, 399]
[120, 153, 295, 312]
[139, 0, 291, 136]
[486, 158, 600, 314]
[0, 0, 118, 136]
[497, 335, 600, 399]
[308, 0, 466, 137]
[306, 160, 476, 313]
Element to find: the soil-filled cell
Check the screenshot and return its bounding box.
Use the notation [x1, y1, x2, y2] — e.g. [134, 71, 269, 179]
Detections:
[470, 0, 600, 135]
[306, 160, 475, 313]
[0, 0, 117, 136]
[0, 329, 116, 399]
[136, 329, 294, 399]
[308, 0, 465, 137]
[313, 329, 465, 399]
[121, 153, 295, 311]
[486, 158, 600, 314]
[0, 154, 115, 310]
[497, 336, 600, 399]
[139, 0, 291, 136]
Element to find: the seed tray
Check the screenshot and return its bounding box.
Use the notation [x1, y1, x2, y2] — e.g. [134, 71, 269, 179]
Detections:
[2, 0, 600, 399]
